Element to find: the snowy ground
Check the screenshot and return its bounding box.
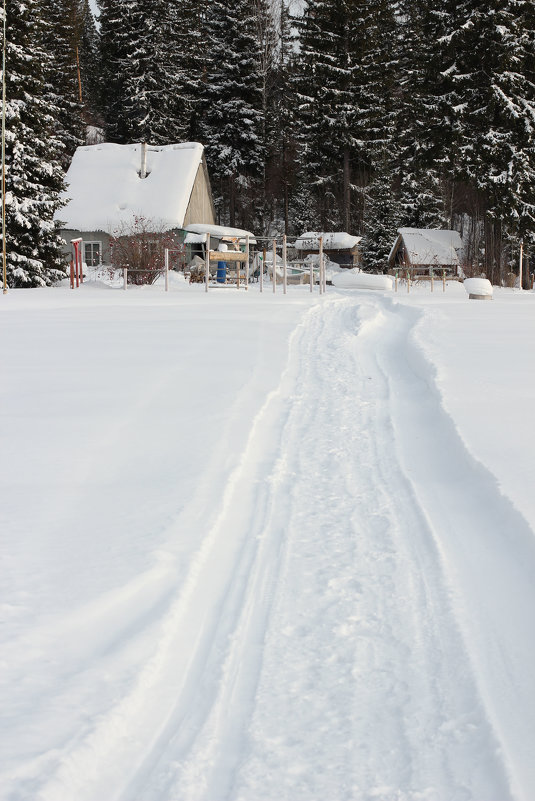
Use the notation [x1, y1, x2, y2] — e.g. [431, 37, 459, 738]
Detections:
[1, 276, 535, 801]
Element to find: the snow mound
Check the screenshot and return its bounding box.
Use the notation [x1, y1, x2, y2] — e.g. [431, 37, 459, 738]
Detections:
[333, 270, 393, 291]
[464, 278, 493, 297]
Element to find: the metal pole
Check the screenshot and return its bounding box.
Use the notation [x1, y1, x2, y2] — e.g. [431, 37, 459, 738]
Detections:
[282, 234, 287, 295]
[2, 0, 7, 294]
[260, 248, 265, 292]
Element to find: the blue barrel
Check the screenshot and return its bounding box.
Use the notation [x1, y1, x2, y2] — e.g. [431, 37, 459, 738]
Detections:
[217, 261, 227, 283]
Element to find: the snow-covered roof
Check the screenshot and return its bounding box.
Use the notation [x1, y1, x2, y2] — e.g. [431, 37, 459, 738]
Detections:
[389, 228, 462, 266]
[57, 142, 205, 232]
[294, 232, 362, 251]
[185, 223, 256, 245]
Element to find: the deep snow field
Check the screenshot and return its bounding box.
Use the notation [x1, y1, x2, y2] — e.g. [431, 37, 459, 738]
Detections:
[1, 275, 535, 801]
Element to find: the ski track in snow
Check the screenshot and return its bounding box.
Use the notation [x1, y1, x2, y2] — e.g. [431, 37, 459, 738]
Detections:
[3, 293, 535, 801]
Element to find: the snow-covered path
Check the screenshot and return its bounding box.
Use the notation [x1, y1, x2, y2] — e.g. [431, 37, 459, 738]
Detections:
[2, 287, 535, 801]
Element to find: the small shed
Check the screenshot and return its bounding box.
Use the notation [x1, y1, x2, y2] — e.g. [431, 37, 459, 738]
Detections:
[294, 231, 362, 268]
[56, 141, 215, 267]
[388, 228, 463, 275]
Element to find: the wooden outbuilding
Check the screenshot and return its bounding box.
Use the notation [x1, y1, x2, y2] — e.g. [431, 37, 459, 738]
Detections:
[294, 231, 362, 268]
[388, 228, 463, 276]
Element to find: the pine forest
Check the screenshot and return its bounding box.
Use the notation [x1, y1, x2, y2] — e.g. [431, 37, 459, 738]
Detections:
[1, 0, 534, 286]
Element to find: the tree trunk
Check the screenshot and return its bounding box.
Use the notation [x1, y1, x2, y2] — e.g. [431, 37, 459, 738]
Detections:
[229, 174, 236, 228]
[343, 147, 350, 232]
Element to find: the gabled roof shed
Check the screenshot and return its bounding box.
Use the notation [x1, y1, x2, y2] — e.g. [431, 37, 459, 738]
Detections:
[388, 228, 462, 273]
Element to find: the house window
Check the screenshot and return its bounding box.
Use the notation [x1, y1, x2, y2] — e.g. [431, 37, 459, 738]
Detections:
[84, 241, 101, 267]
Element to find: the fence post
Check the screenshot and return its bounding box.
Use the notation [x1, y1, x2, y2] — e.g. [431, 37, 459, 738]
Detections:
[319, 236, 324, 294]
[164, 248, 169, 292]
[260, 248, 265, 292]
[309, 259, 313, 292]
[443, 270, 446, 292]
[407, 270, 410, 294]
[272, 238, 277, 293]
[245, 234, 249, 290]
[395, 270, 398, 292]
[123, 267, 127, 290]
[430, 268, 434, 292]
[282, 234, 287, 295]
[205, 232, 210, 292]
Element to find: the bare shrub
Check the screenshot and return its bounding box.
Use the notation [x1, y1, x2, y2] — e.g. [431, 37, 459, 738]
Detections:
[109, 215, 181, 285]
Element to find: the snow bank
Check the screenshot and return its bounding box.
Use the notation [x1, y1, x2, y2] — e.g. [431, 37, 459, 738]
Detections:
[332, 269, 393, 290]
[58, 142, 204, 231]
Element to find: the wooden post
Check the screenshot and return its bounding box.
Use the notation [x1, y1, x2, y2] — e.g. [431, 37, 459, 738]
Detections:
[272, 238, 277, 293]
[164, 248, 169, 292]
[123, 267, 127, 290]
[309, 259, 313, 292]
[260, 248, 265, 292]
[205, 232, 210, 292]
[282, 234, 287, 295]
[407, 270, 410, 294]
[319, 236, 324, 294]
[245, 234, 249, 290]
[519, 241, 524, 291]
[70, 260, 74, 289]
[430, 268, 434, 292]
[443, 270, 446, 292]
[395, 270, 398, 292]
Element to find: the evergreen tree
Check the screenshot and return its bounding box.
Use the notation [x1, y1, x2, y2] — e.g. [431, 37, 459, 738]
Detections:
[100, 0, 204, 145]
[201, 0, 264, 227]
[394, 1, 449, 228]
[362, 156, 402, 272]
[176, 0, 206, 142]
[77, 0, 102, 131]
[361, 0, 403, 266]
[99, 0, 131, 141]
[443, 0, 535, 277]
[41, 0, 86, 167]
[293, 0, 391, 233]
[1, 0, 67, 287]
